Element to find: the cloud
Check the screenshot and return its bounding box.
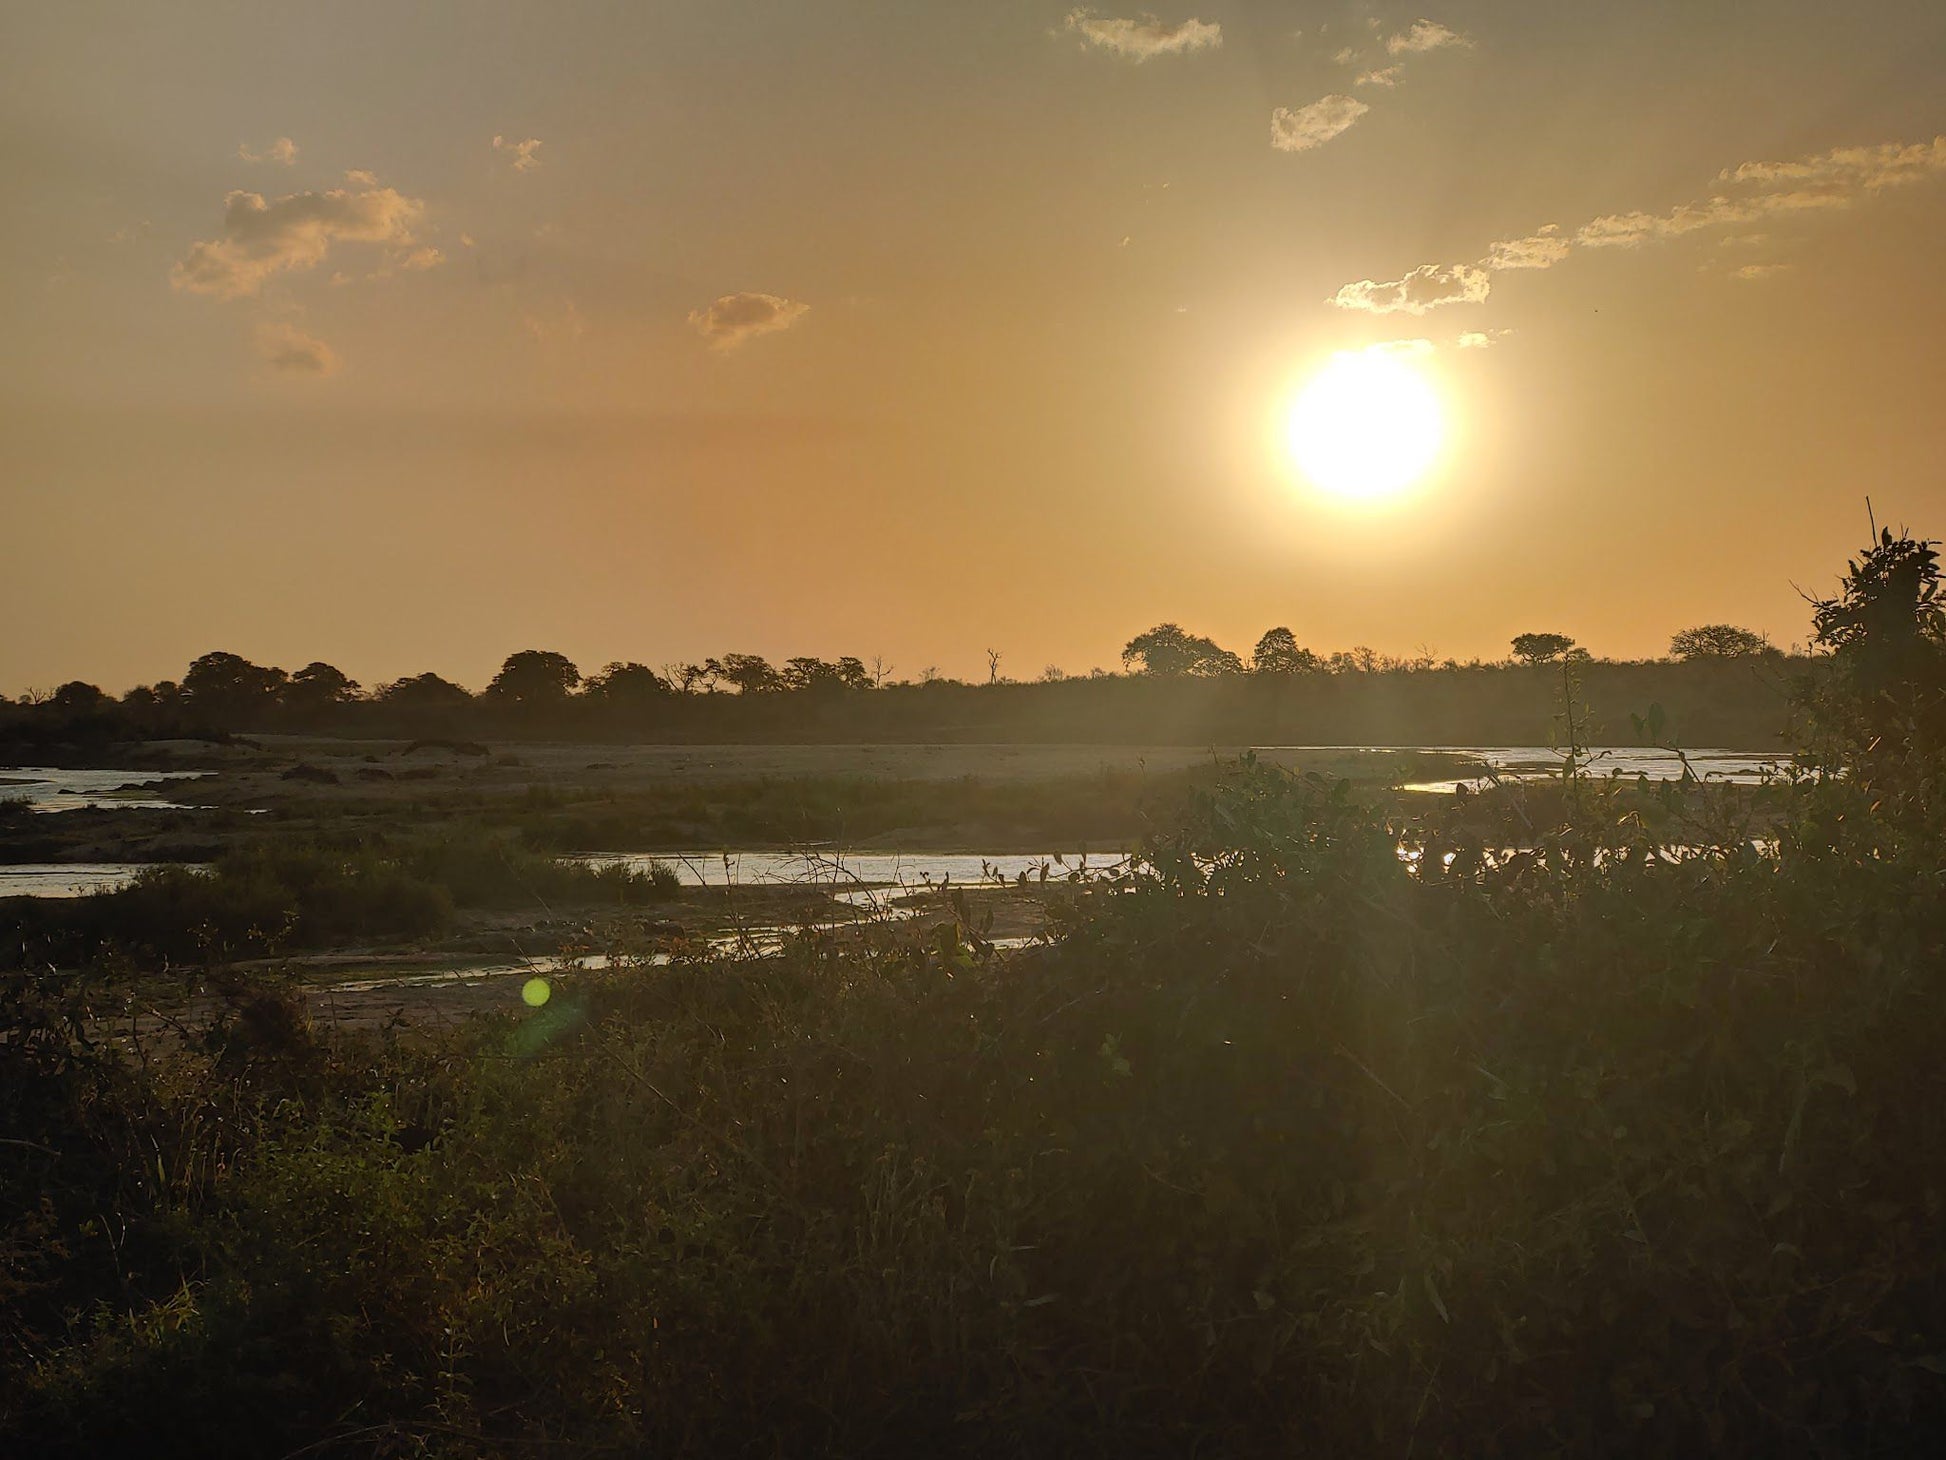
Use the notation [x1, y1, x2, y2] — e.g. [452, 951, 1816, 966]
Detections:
[688, 291, 809, 350]
[238, 136, 298, 165]
[400, 246, 444, 271]
[1571, 137, 1945, 255]
[1064, 10, 1222, 61]
[1329, 262, 1489, 315]
[1386, 20, 1471, 56]
[1718, 137, 1946, 192]
[1270, 95, 1369, 153]
[1369, 337, 1434, 358]
[257, 321, 339, 375]
[1355, 65, 1403, 88]
[1457, 328, 1512, 348]
[493, 135, 543, 172]
[1458, 133, 1946, 290]
[1483, 225, 1570, 270]
[344, 168, 377, 186]
[1733, 262, 1792, 281]
[171, 185, 426, 298]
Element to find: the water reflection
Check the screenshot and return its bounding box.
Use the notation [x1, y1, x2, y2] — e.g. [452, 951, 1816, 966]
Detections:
[1388, 745, 1784, 794]
[0, 766, 212, 813]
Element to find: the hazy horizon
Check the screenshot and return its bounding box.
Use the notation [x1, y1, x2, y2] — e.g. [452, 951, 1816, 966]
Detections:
[6, 1, 1945, 697]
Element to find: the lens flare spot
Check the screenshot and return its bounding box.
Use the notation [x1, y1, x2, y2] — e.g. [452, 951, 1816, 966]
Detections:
[521, 977, 551, 1008]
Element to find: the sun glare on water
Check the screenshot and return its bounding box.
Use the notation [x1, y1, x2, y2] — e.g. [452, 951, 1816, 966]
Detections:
[1285, 350, 1445, 502]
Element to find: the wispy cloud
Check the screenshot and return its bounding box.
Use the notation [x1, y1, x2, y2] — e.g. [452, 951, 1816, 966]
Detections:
[1386, 19, 1471, 56]
[1457, 328, 1512, 348]
[238, 136, 298, 166]
[1270, 95, 1369, 153]
[689, 292, 810, 351]
[171, 184, 426, 298]
[493, 135, 544, 172]
[1483, 226, 1570, 271]
[1328, 262, 1490, 315]
[1064, 10, 1222, 61]
[257, 321, 339, 375]
[1355, 65, 1403, 88]
[1336, 134, 1946, 316]
[1497, 135, 1946, 265]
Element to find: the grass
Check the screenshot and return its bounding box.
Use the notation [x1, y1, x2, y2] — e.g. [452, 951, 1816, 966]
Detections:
[4, 751, 1946, 1455]
[0, 833, 680, 966]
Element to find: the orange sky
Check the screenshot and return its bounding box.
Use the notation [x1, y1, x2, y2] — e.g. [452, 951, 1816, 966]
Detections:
[4, 2, 1945, 694]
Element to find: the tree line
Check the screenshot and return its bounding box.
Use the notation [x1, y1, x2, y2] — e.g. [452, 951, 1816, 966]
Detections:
[0, 622, 1794, 751]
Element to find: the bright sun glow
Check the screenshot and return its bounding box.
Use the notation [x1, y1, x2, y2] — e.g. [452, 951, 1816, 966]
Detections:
[1285, 350, 1445, 501]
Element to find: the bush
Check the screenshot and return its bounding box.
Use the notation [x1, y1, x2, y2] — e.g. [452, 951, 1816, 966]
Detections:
[6, 754, 1946, 1454]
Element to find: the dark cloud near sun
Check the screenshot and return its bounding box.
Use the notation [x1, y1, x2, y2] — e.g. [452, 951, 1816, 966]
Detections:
[688, 292, 810, 350]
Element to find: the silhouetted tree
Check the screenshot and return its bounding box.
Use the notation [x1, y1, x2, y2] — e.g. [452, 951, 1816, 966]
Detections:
[584, 661, 670, 709]
[1510, 632, 1576, 665]
[711, 654, 784, 694]
[1122, 624, 1244, 677]
[49, 681, 110, 714]
[182, 652, 288, 724]
[284, 661, 361, 713]
[1807, 528, 1946, 776]
[1669, 624, 1770, 660]
[1326, 647, 1380, 675]
[1252, 627, 1319, 675]
[375, 673, 475, 712]
[487, 651, 580, 705]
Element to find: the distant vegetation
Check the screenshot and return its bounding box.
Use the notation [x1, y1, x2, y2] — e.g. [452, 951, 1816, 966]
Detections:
[0, 834, 678, 966]
[2, 533, 1943, 1454]
[2, 620, 1799, 753]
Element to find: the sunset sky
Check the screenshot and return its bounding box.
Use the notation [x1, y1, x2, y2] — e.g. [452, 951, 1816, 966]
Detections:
[4, 1, 1945, 694]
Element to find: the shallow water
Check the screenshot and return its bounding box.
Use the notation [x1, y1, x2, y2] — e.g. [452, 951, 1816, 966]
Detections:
[1387, 745, 1785, 795]
[579, 849, 1131, 891]
[0, 766, 212, 813]
[0, 863, 161, 898]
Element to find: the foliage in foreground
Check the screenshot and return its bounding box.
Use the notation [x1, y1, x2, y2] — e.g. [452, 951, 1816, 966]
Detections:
[4, 752, 1946, 1456]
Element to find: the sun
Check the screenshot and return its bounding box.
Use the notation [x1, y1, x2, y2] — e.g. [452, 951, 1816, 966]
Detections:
[1284, 350, 1445, 501]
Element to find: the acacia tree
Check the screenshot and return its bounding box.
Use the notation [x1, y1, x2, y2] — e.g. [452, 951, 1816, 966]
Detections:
[375, 673, 474, 712]
[1669, 624, 1770, 660]
[284, 661, 361, 714]
[1252, 627, 1320, 675]
[710, 654, 784, 694]
[583, 662, 670, 710]
[181, 651, 288, 725]
[1122, 623, 1244, 677]
[1510, 632, 1576, 665]
[486, 651, 580, 705]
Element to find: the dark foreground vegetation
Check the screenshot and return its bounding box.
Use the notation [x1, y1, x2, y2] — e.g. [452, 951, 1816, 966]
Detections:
[4, 535, 1944, 1455]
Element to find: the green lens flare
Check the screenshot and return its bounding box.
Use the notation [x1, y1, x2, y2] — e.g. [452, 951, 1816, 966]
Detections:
[521, 977, 551, 1008]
